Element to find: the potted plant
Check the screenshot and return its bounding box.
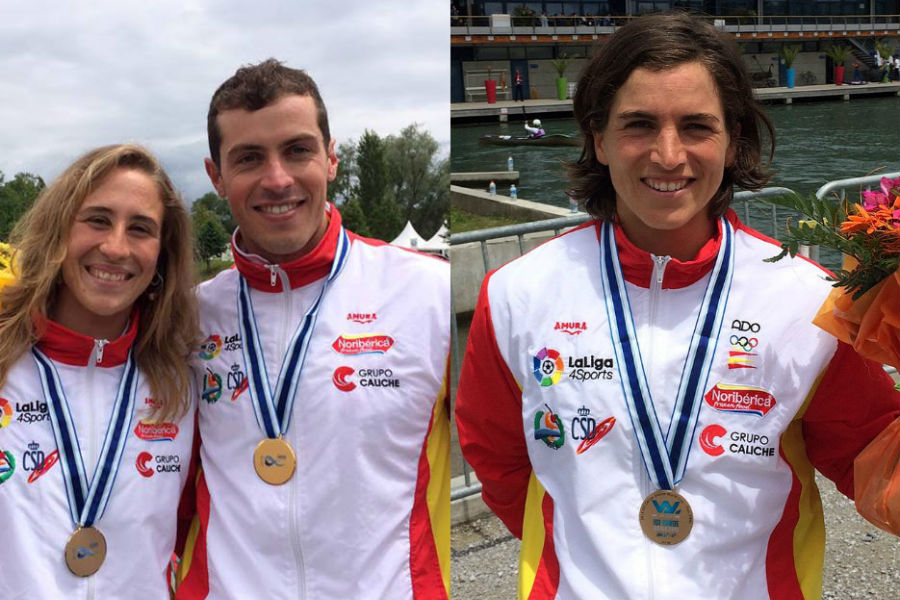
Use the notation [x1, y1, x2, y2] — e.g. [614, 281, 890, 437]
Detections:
[824, 44, 851, 85]
[551, 53, 573, 100]
[875, 39, 895, 83]
[779, 44, 801, 88]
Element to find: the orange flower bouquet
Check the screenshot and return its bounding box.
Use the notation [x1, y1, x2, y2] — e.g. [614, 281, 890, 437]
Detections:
[764, 176, 900, 536]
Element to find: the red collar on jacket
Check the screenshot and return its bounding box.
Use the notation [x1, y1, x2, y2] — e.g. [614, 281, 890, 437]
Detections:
[232, 203, 343, 292]
[597, 210, 740, 289]
[35, 310, 139, 367]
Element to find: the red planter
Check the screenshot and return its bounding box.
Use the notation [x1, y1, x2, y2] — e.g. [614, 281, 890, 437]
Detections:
[484, 79, 497, 104]
[834, 66, 845, 85]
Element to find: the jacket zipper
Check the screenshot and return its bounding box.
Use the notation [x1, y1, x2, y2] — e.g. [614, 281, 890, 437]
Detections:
[645, 256, 670, 600]
[271, 265, 307, 599]
[85, 339, 107, 600]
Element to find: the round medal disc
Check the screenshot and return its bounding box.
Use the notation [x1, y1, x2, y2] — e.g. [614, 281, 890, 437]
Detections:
[65, 526, 107, 577]
[253, 438, 296, 485]
[638, 489, 693, 546]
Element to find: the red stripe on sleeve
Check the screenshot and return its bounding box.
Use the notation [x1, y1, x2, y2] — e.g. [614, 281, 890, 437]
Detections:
[803, 342, 900, 498]
[456, 272, 532, 538]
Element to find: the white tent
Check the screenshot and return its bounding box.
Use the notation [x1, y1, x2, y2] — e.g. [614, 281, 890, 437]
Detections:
[420, 224, 449, 256]
[390, 221, 427, 249]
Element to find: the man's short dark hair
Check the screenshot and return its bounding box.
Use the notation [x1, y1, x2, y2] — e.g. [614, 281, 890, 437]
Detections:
[207, 58, 331, 167]
[567, 12, 775, 221]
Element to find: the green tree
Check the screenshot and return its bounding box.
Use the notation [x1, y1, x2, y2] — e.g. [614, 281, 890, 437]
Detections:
[192, 205, 229, 269]
[0, 171, 45, 239]
[330, 141, 358, 205]
[366, 194, 404, 242]
[338, 197, 370, 237]
[384, 125, 449, 239]
[356, 130, 388, 214]
[193, 192, 236, 235]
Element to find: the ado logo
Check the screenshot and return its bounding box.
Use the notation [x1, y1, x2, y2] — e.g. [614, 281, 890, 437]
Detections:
[731, 320, 761, 333]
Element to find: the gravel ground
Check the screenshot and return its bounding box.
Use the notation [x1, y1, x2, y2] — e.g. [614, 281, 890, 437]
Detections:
[451, 474, 900, 599]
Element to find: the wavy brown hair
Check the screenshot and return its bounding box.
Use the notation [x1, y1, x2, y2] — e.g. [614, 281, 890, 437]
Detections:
[0, 144, 198, 422]
[207, 58, 330, 168]
[567, 12, 775, 221]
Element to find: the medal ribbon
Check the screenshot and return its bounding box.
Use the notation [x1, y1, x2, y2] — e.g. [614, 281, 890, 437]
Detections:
[239, 227, 350, 439]
[32, 347, 139, 527]
[600, 218, 734, 490]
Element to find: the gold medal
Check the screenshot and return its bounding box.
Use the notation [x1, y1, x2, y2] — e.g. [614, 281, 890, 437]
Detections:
[65, 526, 107, 577]
[638, 489, 693, 546]
[253, 437, 296, 485]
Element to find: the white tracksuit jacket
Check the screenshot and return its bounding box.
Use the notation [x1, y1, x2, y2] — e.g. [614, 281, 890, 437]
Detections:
[0, 316, 195, 600]
[456, 211, 900, 600]
[177, 205, 450, 600]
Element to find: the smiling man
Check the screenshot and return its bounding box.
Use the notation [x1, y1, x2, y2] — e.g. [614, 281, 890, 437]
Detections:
[176, 60, 450, 600]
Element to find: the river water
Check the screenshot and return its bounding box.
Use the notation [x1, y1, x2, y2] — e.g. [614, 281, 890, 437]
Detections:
[451, 96, 900, 269]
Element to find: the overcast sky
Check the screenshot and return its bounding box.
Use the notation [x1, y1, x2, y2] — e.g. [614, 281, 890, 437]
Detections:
[0, 1, 449, 201]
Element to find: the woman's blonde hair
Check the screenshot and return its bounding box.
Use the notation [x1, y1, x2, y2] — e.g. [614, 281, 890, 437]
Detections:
[0, 144, 199, 422]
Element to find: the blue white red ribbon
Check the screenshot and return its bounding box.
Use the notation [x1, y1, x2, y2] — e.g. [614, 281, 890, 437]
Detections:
[599, 218, 734, 490]
[239, 227, 350, 439]
[32, 347, 138, 527]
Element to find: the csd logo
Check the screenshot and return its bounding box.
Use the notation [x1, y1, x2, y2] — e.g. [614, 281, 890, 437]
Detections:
[731, 320, 760, 333]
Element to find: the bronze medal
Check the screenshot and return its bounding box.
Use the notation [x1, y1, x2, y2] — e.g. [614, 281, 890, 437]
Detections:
[253, 438, 296, 485]
[638, 489, 693, 546]
[65, 526, 107, 577]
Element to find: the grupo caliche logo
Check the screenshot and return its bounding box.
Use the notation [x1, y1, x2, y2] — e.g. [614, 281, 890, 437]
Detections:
[332, 366, 400, 392]
[699, 424, 775, 457]
[136, 452, 182, 478]
[198, 335, 223, 360]
[532, 348, 564, 387]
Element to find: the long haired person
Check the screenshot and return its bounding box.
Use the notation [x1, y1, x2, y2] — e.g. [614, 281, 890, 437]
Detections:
[0, 144, 198, 599]
[456, 13, 900, 600]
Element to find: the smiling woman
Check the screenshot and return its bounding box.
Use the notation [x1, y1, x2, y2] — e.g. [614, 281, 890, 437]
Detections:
[0, 144, 200, 599]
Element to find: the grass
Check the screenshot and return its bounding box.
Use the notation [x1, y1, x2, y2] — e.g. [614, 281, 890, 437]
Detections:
[195, 258, 233, 282]
[450, 205, 534, 233]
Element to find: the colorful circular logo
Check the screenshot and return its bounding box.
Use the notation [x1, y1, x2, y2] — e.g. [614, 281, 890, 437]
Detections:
[0, 398, 12, 429]
[199, 335, 223, 360]
[0, 450, 16, 484]
[533, 348, 564, 387]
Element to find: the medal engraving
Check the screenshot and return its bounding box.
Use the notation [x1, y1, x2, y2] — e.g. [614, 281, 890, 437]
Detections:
[254, 438, 296, 485]
[65, 526, 107, 577]
[639, 489, 693, 546]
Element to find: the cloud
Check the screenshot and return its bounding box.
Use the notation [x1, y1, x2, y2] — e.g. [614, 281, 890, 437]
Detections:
[0, 0, 448, 200]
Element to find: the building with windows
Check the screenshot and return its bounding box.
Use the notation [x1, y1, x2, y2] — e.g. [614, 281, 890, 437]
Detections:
[451, 1, 900, 103]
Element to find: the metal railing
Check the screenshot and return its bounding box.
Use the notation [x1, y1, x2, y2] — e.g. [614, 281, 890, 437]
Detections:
[451, 13, 900, 37]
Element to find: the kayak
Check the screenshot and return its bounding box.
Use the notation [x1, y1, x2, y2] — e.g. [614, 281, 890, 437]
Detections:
[478, 133, 583, 147]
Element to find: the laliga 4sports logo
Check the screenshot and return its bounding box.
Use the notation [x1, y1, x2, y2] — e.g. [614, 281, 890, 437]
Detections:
[198, 335, 223, 360]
